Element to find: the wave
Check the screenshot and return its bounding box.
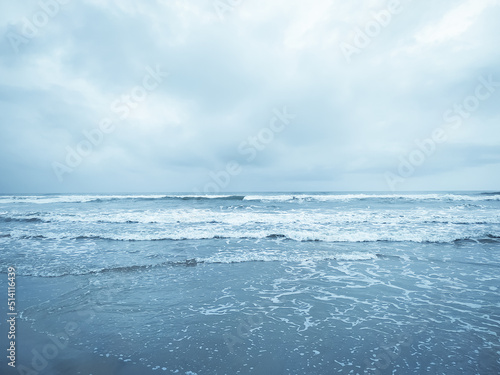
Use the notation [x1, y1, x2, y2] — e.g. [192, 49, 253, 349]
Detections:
[422, 220, 492, 225]
[243, 193, 500, 203]
[199, 252, 380, 264]
[480, 192, 500, 196]
[175, 195, 245, 201]
[1, 209, 498, 226]
[1, 193, 499, 205]
[0, 217, 46, 223]
[5, 231, 500, 244]
[0, 194, 246, 204]
[93, 195, 246, 203]
[12, 252, 381, 277]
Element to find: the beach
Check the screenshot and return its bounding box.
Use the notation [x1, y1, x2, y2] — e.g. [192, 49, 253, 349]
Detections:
[1, 192, 499, 374]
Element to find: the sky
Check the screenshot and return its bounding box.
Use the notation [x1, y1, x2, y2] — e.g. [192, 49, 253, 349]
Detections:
[0, 0, 499, 194]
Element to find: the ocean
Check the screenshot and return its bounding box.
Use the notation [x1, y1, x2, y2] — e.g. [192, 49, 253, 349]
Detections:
[0, 192, 499, 374]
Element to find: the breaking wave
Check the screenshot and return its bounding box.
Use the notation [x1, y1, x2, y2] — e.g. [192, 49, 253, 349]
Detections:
[1, 192, 499, 205]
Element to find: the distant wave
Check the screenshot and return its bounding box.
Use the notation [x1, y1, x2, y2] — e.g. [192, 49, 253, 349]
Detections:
[243, 193, 500, 203]
[0, 194, 247, 204]
[175, 195, 246, 201]
[1, 193, 500, 205]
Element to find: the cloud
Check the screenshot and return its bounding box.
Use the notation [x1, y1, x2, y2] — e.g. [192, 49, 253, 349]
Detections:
[0, 0, 499, 193]
[415, 0, 497, 45]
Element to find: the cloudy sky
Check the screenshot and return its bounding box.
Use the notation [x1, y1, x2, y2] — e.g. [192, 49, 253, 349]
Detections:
[1, 0, 499, 193]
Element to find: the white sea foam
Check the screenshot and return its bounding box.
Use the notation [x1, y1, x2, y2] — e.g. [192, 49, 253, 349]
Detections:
[2, 205, 499, 227]
[1, 193, 499, 252]
[243, 193, 500, 202]
[0, 194, 250, 205]
[0, 194, 168, 204]
[199, 251, 378, 264]
[3, 226, 499, 243]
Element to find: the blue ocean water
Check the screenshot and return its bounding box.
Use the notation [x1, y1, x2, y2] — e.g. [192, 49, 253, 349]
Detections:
[0, 192, 499, 374]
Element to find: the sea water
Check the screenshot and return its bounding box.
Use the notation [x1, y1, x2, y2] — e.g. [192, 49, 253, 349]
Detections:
[0, 192, 499, 374]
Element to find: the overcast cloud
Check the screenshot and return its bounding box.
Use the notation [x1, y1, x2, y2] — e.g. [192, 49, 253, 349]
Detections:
[1, 0, 499, 193]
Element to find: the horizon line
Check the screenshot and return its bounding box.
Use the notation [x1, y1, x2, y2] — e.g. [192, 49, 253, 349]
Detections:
[0, 190, 499, 195]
